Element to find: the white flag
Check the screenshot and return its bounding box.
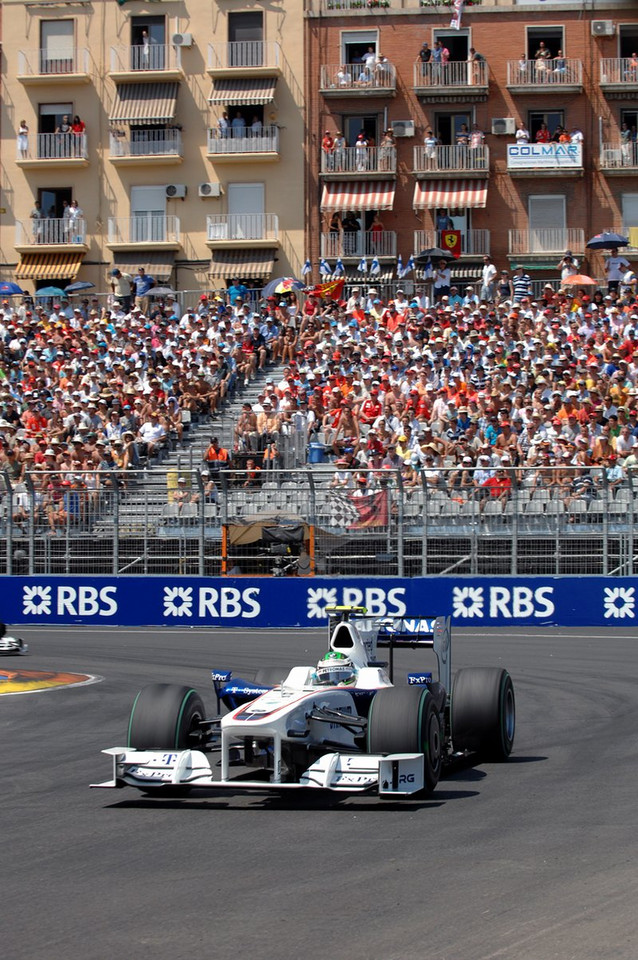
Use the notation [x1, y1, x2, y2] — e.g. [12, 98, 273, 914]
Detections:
[357, 257, 368, 274]
[302, 259, 312, 276]
[370, 257, 381, 276]
[319, 258, 332, 276]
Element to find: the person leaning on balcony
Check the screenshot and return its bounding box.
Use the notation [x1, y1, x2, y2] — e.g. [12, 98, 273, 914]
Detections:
[55, 114, 72, 158]
[375, 54, 392, 86]
[17, 120, 29, 159]
[625, 52, 638, 81]
[217, 111, 229, 138]
[535, 122, 551, 143]
[378, 130, 395, 171]
[67, 200, 83, 243]
[231, 111, 245, 133]
[424, 129, 438, 167]
[71, 115, 85, 157]
[321, 130, 334, 171]
[30, 200, 43, 242]
[552, 50, 566, 79]
[336, 65, 352, 87]
[515, 121, 530, 145]
[333, 132, 346, 170]
[534, 40, 552, 78]
[467, 47, 484, 85]
[250, 115, 263, 136]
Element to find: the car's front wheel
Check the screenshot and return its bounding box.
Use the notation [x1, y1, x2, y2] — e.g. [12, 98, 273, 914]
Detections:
[127, 683, 205, 750]
[367, 686, 442, 793]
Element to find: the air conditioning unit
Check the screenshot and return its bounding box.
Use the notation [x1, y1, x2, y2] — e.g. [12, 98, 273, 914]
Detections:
[172, 32, 193, 47]
[198, 181, 222, 198]
[392, 120, 415, 138]
[491, 117, 516, 136]
[591, 20, 615, 36]
[165, 184, 187, 199]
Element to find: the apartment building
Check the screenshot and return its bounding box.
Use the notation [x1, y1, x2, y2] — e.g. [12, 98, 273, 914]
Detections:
[304, 0, 638, 284]
[0, 0, 305, 294]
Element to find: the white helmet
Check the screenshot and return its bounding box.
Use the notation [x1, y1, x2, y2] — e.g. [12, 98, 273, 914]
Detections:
[315, 651, 356, 686]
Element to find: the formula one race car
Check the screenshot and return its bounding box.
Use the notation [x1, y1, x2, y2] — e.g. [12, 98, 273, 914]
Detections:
[0, 622, 28, 656]
[92, 607, 515, 799]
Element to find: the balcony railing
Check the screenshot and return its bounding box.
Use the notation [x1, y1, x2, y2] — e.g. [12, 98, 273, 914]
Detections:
[320, 62, 396, 92]
[109, 130, 182, 159]
[108, 216, 181, 245]
[320, 145, 396, 174]
[321, 231, 397, 259]
[207, 214, 279, 242]
[413, 144, 489, 174]
[414, 229, 490, 257]
[18, 47, 90, 77]
[16, 218, 87, 246]
[207, 126, 279, 155]
[110, 44, 181, 73]
[600, 58, 638, 86]
[506, 58, 582, 87]
[508, 228, 585, 257]
[208, 41, 281, 71]
[16, 133, 87, 161]
[413, 60, 487, 90]
[600, 141, 638, 170]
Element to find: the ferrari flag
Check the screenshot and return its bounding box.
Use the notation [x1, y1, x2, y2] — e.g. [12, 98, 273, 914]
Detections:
[441, 230, 462, 259]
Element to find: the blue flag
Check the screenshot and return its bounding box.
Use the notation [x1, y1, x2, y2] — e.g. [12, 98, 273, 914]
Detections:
[302, 258, 312, 276]
[370, 257, 380, 276]
[319, 258, 332, 277]
[357, 257, 367, 274]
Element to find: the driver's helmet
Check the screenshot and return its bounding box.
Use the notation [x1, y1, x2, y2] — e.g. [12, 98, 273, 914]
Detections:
[315, 651, 356, 686]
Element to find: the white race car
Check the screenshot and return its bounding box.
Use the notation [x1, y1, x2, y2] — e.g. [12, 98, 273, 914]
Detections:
[92, 607, 515, 799]
[0, 622, 28, 656]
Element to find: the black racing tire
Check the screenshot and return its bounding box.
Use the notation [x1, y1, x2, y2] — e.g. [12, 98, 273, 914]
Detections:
[451, 668, 515, 761]
[0, 622, 5, 639]
[127, 683, 205, 750]
[367, 686, 442, 793]
[254, 667, 286, 686]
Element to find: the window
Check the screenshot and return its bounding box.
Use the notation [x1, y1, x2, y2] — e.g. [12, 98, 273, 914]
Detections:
[38, 102, 74, 159]
[341, 30, 377, 65]
[433, 29, 469, 61]
[434, 111, 472, 145]
[40, 20, 74, 74]
[526, 26, 564, 60]
[227, 183, 266, 239]
[622, 194, 638, 234]
[528, 109, 564, 141]
[228, 12, 263, 44]
[343, 114, 379, 146]
[621, 110, 638, 138]
[528, 195, 566, 251]
[131, 16, 165, 70]
[131, 185, 167, 242]
[37, 187, 73, 242]
[619, 25, 638, 59]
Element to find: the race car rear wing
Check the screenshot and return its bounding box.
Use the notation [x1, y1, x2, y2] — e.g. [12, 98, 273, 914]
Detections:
[376, 615, 451, 690]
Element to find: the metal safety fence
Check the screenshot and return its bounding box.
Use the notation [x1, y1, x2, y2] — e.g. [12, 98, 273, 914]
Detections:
[1, 465, 636, 578]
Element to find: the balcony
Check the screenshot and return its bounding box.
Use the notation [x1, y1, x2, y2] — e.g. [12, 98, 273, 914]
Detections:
[16, 133, 88, 169]
[320, 62, 396, 98]
[109, 129, 183, 166]
[320, 145, 396, 178]
[506, 59, 582, 94]
[207, 126, 280, 162]
[15, 218, 88, 253]
[508, 228, 585, 262]
[206, 214, 279, 248]
[600, 59, 638, 97]
[207, 42, 281, 77]
[413, 145, 489, 178]
[17, 47, 90, 85]
[109, 45, 183, 82]
[414, 230, 490, 258]
[320, 231, 396, 260]
[107, 216, 181, 250]
[413, 61, 488, 102]
[507, 143, 583, 177]
[600, 142, 638, 175]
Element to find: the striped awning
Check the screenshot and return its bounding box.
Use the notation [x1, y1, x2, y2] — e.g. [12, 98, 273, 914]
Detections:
[109, 82, 179, 124]
[15, 252, 85, 281]
[210, 249, 275, 278]
[415, 266, 481, 281]
[208, 77, 277, 106]
[342, 270, 395, 283]
[111, 251, 175, 281]
[320, 181, 396, 213]
[413, 180, 488, 210]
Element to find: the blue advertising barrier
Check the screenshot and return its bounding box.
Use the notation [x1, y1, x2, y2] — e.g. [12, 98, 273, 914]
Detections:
[5, 576, 638, 627]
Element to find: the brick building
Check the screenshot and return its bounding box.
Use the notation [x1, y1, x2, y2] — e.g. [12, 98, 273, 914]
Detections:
[304, 0, 638, 286]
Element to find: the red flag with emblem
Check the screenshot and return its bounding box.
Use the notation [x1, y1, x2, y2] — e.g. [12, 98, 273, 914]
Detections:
[310, 278, 345, 300]
[441, 230, 462, 259]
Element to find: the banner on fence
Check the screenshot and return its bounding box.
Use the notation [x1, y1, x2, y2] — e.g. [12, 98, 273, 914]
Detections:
[5, 576, 638, 627]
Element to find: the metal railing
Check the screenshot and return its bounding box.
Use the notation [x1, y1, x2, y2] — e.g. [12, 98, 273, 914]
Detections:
[506, 58, 582, 86]
[18, 47, 89, 76]
[206, 214, 279, 242]
[321, 145, 396, 174]
[320, 62, 396, 91]
[321, 230, 397, 258]
[109, 129, 182, 158]
[600, 141, 638, 169]
[508, 228, 585, 257]
[1, 466, 635, 577]
[413, 60, 488, 89]
[600, 58, 638, 84]
[16, 133, 87, 161]
[414, 229, 490, 257]
[413, 144, 489, 173]
[208, 41, 281, 71]
[107, 215, 181, 245]
[207, 126, 279, 154]
[110, 44, 181, 73]
[16, 217, 87, 246]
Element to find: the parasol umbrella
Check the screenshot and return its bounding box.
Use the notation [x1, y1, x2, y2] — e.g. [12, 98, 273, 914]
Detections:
[0, 281, 24, 295]
[414, 247, 452, 265]
[149, 286, 177, 298]
[64, 280, 95, 293]
[586, 232, 628, 250]
[562, 274, 597, 286]
[261, 276, 305, 299]
[35, 286, 66, 298]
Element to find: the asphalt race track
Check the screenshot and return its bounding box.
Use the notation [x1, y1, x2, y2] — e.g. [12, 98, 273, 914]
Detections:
[2, 624, 638, 960]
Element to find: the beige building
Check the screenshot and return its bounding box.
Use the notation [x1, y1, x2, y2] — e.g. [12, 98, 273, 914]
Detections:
[0, 0, 305, 296]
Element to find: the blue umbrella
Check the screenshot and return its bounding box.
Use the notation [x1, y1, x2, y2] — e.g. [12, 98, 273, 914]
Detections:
[0, 281, 24, 295]
[586, 232, 628, 250]
[64, 281, 95, 293]
[36, 286, 67, 298]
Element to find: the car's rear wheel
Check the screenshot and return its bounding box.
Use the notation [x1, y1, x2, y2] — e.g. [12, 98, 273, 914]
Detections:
[367, 686, 442, 793]
[127, 683, 205, 750]
[451, 668, 515, 761]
